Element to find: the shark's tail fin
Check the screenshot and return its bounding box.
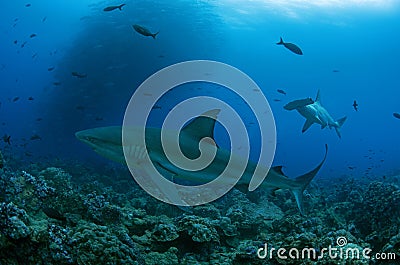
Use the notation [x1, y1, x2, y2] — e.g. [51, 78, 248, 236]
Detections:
[276, 37, 284, 45]
[118, 4, 126, 10]
[151, 31, 160, 39]
[291, 144, 328, 215]
[334, 116, 347, 139]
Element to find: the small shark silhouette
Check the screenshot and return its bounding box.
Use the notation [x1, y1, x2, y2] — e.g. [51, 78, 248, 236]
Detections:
[76, 110, 327, 215]
[284, 90, 347, 138]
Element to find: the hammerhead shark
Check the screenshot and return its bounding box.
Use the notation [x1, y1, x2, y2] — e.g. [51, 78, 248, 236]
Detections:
[75, 109, 327, 214]
[284, 90, 347, 138]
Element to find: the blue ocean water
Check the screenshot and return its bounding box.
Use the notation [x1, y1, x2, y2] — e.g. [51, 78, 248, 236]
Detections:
[1, 0, 400, 180]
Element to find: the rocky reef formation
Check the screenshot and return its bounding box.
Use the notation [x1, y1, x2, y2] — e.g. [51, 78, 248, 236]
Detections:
[0, 158, 399, 264]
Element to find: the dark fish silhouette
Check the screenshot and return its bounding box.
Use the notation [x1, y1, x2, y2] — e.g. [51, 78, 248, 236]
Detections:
[103, 4, 125, 12]
[277, 89, 287, 95]
[13, 40, 17, 44]
[393, 112, 400, 119]
[42, 16, 47, 22]
[133, 24, 159, 39]
[353, 100, 358, 111]
[333, 69, 340, 73]
[30, 134, 41, 140]
[30, 33, 37, 38]
[13, 97, 20, 102]
[28, 96, 34, 100]
[2, 135, 11, 145]
[276, 37, 303, 55]
[72, 72, 87, 78]
[47, 66, 55, 71]
[25, 3, 31, 7]
[53, 82, 62, 86]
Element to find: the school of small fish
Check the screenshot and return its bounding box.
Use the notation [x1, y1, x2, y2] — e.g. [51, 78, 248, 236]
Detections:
[1, 1, 399, 157]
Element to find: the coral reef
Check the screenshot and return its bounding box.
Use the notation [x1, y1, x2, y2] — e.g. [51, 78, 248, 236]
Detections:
[0, 161, 399, 264]
[0, 202, 30, 240]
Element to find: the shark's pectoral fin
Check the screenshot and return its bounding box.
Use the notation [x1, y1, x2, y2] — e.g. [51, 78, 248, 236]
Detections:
[151, 162, 193, 207]
[155, 162, 177, 182]
[154, 162, 197, 187]
[302, 119, 314, 133]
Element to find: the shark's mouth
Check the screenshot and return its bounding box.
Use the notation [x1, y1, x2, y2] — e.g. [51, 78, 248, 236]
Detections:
[86, 137, 121, 151]
[75, 132, 97, 147]
[75, 128, 123, 148]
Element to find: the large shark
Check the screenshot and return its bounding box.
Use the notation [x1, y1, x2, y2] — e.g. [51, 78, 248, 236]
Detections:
[75, 109, 327, 214]
[284, 90, 347, 138]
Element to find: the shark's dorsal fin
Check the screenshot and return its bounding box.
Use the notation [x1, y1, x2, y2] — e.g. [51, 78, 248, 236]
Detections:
[271, 166, 285, 176]
[315, 89, 321, 103]
[182, 109, 220, 141]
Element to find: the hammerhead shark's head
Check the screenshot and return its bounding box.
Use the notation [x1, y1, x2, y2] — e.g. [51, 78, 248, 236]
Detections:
[284, 90, 347, 138]
[75, 109, 327, 214]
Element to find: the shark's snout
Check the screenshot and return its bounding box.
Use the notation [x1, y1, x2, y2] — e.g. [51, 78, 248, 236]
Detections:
[75, 130, 98, 147]
[75, 130, 89, 143]
[75, 131, 84, 141]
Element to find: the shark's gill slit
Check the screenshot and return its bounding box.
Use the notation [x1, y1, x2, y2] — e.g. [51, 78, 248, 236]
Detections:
[127, 145, 146, 160]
